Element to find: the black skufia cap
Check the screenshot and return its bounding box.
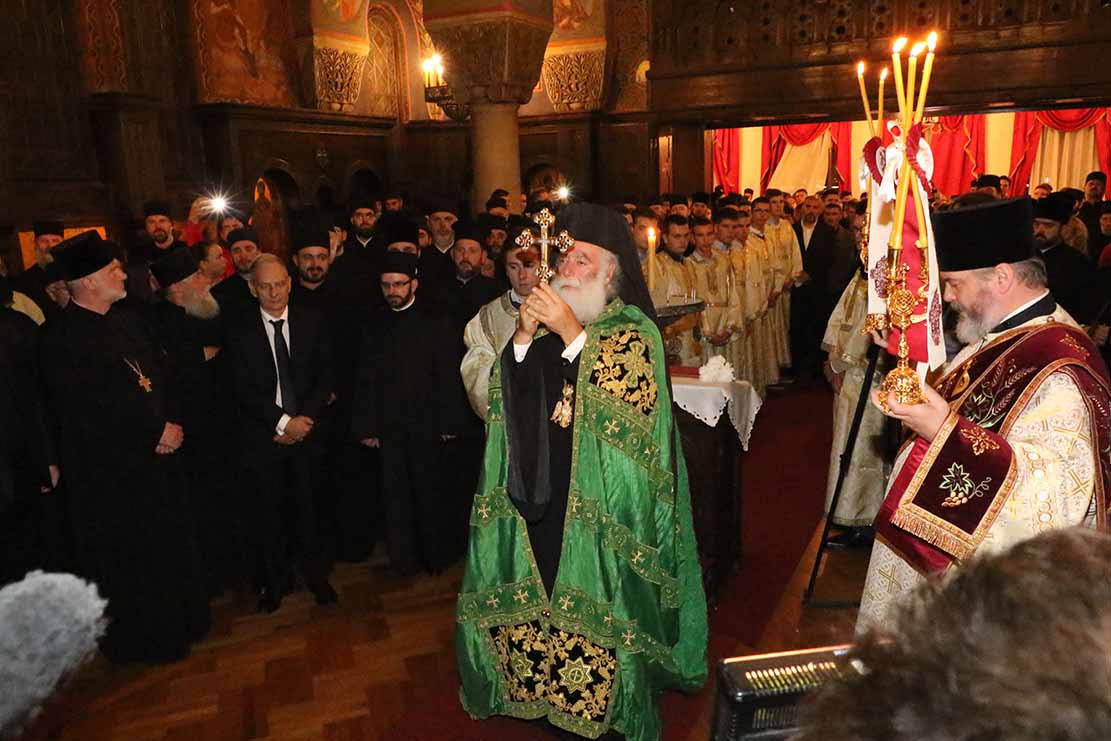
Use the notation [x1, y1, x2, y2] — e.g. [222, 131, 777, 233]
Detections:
[552, 202, 657, 322]
[379, 251, 418, 278]
[932, 197, 1035, 273]
[379, 213, 420, 249]
[33, 221, 64, 238]
[51, 231, 116, 281]
[1031, 192, 1074, 225]
[150, 246, 198, 288]
[142, 199, 173, 219]
[226, 227, 259, 246]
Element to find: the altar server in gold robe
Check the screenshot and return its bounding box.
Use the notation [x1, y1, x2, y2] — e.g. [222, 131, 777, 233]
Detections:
[650, 214, 700, 366]
[765, 190, 805, 377]
[686, 216, 737, 364]
[747, 199, 780, 389]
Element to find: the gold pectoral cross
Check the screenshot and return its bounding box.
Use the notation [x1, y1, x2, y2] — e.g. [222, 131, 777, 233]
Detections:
[551, 382, 575, 429]
[124, 358, 153, 393]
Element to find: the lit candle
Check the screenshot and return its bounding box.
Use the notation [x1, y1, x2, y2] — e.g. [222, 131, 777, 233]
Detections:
[421, 59, 432, 88]
[906, 43, 924, 133]
[914, 32, 938, 124]
[647, 227, 657, 296]
[436, 63, 445, 87]
[891, 38, 908, 132]
[856, 62, 876, 138]
[878, 67, 887, 133]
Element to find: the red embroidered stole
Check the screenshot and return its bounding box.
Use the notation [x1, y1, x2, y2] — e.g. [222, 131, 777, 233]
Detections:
[874, 321, 1111, 574]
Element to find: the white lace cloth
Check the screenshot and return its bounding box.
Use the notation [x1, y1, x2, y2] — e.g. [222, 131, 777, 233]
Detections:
[671, 377, 762, 451]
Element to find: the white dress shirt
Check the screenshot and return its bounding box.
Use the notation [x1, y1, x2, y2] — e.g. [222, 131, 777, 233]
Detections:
[801, 222, 816, 251]
[513, 330, 587, 364]
[261, 305, 292, 435]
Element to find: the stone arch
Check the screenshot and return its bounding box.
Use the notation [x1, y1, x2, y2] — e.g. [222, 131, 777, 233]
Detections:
[360, 4, 408, 120]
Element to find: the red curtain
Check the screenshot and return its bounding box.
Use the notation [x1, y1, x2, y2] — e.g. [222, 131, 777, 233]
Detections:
[712, 129, 740, 195]
[1009, 108, 1111, 194]
[760, 124, 831, 192]
[926, 115, 986, 196]
[830, 121, 854, 190]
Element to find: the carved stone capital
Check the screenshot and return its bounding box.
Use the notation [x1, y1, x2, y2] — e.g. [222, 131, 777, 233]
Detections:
[423, 3, 553, 106]
[312, 47, 368, 112]
[542, 47, 607, 113]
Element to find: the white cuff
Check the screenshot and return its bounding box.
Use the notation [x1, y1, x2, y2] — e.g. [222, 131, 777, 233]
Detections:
[276, 413, 292, 436]
[513, 342, 532, 363]
[562, 330, 587, 362]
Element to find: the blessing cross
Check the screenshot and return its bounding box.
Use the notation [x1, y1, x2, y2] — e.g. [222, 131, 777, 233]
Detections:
[515, 208, 574, 284]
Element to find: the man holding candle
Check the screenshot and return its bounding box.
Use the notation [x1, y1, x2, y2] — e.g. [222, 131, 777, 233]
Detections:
[857, 197, 1111, 630]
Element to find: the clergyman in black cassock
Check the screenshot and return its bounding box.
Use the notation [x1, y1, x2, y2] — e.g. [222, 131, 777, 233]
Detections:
[352, 252, 475, 575]
[0, 278, 64, 586]
[41, 232, 210, 663]
[150, 247, 244, 594]
[223, 254, 338, 612]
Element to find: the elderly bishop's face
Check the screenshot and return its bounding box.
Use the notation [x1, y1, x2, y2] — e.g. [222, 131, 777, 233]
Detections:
[552, 241, 615, 324]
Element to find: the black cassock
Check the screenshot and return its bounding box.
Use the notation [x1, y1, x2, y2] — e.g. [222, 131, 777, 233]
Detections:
[12, 264, 64, 324]
[499, 332, 578, 596]
[351, 298, 476, 573]
[1040, 243, 1096, 323]
[148, 301, 243, 593]
[0, 307, 63, 585]
[41, 302, 209, 663]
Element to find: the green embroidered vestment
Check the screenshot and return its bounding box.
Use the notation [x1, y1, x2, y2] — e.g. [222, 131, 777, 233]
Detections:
[456, 299, 709, 741]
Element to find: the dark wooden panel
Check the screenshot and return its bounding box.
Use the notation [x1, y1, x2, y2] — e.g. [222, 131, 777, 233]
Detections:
[197, 105, 396, 209]
[596, 119, 656, 204]
[649, 0, 1111, 123]
[398, 121, 471, 199]
[520, 115, 595, 199]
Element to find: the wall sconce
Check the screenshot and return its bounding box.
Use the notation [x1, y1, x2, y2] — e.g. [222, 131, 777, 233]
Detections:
[422, 54, 469, 122]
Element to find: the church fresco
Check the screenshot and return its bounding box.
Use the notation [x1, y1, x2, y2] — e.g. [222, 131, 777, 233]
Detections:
[553, 0, 603, 39]
[193, 0, 299, 107]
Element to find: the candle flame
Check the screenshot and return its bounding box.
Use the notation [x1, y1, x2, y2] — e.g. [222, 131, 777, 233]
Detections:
[421, 58, 433, 73]
[880, 67, 888, 80]
[893, 37, 908, 53]
[647, 228, 656, 238]
[910, 42, 926, 57]
[857, 61, 865, 76]
[927, 31, 938, 52]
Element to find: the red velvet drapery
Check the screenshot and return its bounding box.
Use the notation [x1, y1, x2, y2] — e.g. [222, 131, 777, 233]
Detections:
[712, 129, 740, 195]
[759, 123, 853, 193]
[1009, 108, 1111, 194]
[926, 115, 986, 196]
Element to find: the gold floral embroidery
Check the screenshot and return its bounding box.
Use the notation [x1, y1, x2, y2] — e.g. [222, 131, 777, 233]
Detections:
[1060, 334, 1090, 359]
[490, 623, 616, 723]
[548, 628, 616, 723]
[960, 427, 1000, 456]
[491, 621, 551, 703]
[939, 463, 993, 508]
[590, 329, 658, 415]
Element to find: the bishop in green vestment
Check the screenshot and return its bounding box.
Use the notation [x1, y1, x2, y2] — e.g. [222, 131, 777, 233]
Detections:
[456, 204, 708, 740]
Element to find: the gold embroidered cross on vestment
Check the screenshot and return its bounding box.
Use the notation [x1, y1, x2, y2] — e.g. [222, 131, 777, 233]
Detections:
[551, 382, 575, 428]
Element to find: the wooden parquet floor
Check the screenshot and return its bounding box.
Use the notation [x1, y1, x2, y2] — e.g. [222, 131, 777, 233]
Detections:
[21, 381, 868, 741]
[21, 542, 866, 741]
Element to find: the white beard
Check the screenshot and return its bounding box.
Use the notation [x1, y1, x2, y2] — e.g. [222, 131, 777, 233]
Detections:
[953, 303, 992, 345]
[184, 288, 220, 320]
[552, 274, 608, 324]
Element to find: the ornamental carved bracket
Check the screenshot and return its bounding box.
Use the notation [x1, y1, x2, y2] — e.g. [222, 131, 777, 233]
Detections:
[423, 1, 553, 106]
[311, 46, 368, 112]
[542, 47, 607, 113]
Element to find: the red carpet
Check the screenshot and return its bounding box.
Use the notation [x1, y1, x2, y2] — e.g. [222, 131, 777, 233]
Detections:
[389, 381, 833, 739]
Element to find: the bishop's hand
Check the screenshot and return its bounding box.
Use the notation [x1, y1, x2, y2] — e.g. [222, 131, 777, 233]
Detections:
[872, 382, 950, 442]
[524, 283, 583, 345]
[514, 297, 540, 345]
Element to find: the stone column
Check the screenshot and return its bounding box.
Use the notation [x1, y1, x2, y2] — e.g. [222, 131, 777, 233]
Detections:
[423, 1, 553, 215]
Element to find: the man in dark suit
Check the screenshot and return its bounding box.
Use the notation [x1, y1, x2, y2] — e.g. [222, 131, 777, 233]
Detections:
[790, 196, 841, 378]
[224, 253, 338, 613]
[1033, 192, 1096, 323]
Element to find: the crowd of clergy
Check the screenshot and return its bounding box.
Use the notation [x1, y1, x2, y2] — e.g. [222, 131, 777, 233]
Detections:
[1, 169, 1110, 667]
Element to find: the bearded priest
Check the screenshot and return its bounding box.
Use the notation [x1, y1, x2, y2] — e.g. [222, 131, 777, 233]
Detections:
[858, 197, 1111, 630]
[455, 203, 708, 741]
